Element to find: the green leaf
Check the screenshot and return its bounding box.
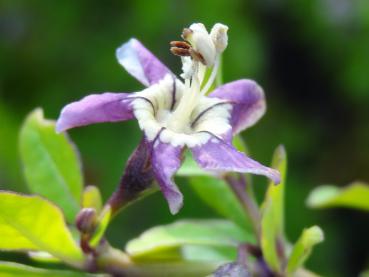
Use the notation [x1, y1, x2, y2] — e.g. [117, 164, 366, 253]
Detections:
[183, 135, 254, 232]
[125, 220, 251, 259]
[0, 262, 89, 277]
[307, 182, 369, 211]
[82, 185, 103, 212]
[286, 226, 324, 276]
[260, 145, 287, 273]
[182, 245, 236, 262]
[0, 191, 84, 267]
[127, 245, 236, 263]
[188, 176, 253, 232]
[19, 108, 83, 222]
[28, 251, 61, 263]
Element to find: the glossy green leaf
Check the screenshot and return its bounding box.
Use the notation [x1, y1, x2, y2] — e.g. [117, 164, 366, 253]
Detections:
[0, 262, 88, 277]
[188, 176, 253, 232]
[82, 185, 103, 212]
[0, 192, 84, 267]
[125, 220, 251, 259]
[19, 108, 83, 222]
[286, 226, 324, 276]
[307, 182, 369, 211]
[260, 145, 287, 273]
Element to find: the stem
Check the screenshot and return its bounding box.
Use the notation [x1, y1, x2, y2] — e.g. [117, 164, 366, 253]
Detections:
[237, 244, 249, 267]
[237, 243, 277, 277]
[225, 174, 261, 242]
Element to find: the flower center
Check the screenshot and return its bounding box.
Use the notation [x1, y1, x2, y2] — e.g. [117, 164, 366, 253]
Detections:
[131, 23, 231, 147]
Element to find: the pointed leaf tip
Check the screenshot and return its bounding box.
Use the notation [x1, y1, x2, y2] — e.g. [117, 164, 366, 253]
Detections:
[19, 108, 83, 223]
[286, 226, 324, 275]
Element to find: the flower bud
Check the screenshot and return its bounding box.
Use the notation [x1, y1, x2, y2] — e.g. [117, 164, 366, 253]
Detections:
[75, 208, 97, 234]
[210, 23, 229, 53]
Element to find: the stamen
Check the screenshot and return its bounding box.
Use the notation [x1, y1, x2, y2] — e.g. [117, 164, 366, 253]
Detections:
[170, 41, 192, 57]
[170, 41, 190, 49]
[166, 23, 228, 133]
[170, 47, 190, 57]
[167, 63, 200, 132]
[189, 48, 206, 65]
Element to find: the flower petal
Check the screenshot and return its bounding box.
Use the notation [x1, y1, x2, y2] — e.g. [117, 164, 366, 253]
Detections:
[151, 139, 184, 214]
[190, 134, 280, 184]
[209, 79, 266, 135]
[56, 93, 134, 132]
[116, 38, 173, 87]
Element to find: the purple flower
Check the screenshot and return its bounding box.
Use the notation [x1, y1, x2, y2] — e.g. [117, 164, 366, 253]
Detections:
[56, 23, 280, 214]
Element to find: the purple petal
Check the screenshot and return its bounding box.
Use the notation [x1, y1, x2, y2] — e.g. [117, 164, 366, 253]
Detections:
[56, 93, 134, 132]
[209, 79, 266, 135]
[116, 38, 173, 86]
[191, 135, 280, 184]
[151, 140, 184, 214]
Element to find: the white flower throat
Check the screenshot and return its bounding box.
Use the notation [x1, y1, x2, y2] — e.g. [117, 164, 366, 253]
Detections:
[132, 23, 232, 147]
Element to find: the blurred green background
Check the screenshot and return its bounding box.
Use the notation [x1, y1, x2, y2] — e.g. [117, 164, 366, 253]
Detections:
[1, 0, 369, 276]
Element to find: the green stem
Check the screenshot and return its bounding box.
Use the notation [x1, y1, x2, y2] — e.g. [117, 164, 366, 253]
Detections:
[225, 174, 261, 242]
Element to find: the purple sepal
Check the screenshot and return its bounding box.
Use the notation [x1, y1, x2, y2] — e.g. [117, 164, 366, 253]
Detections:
[108, 138, 155, 214]
[56, 93, 134, 132]
[191, 135, 280, 184]
[210, 79, 266, 135]
[151, 139, 184, 214]
[116, 38, 173, 87]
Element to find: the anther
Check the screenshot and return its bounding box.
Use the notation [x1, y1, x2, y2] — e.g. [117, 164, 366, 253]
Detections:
[189, 49, 206, 65]
[170, 47, 191, 57]
[170, 41, 191, 49]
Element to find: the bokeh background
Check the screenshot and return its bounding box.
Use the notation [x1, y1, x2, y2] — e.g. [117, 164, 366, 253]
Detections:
[1, 1, 369, 276]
